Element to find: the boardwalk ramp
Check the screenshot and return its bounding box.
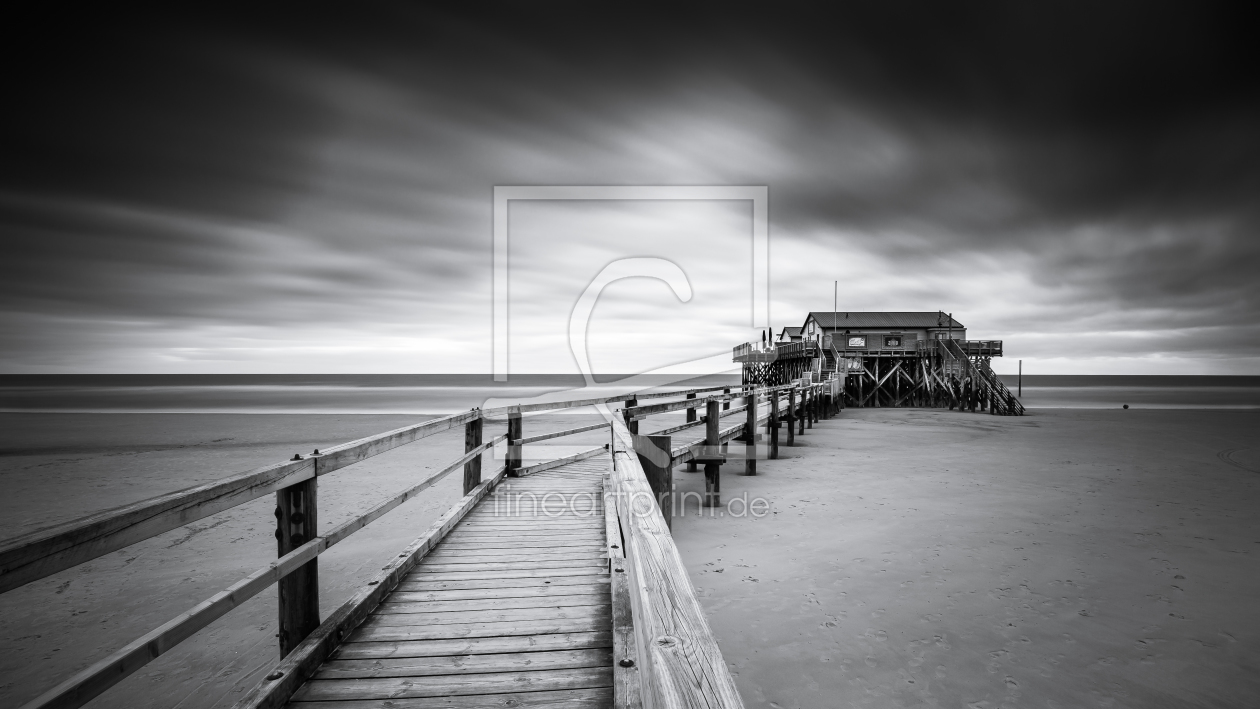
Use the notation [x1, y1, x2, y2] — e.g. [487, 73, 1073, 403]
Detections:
[290, 455, 614, 707]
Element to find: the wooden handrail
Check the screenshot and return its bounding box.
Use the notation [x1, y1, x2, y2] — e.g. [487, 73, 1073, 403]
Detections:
[609, 416, 745, 708]
[9, 379, 778, 709]
[17, 433, 508, 709]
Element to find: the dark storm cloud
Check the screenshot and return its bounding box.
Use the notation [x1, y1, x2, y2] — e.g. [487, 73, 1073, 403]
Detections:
[1, 3, 1257, 371]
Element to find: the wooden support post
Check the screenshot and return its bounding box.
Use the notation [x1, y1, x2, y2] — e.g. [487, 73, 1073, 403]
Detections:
[786, 386, 796, 446]
[507, 410, 523, 476]
[625, 398, 639, 435]
[807, 386, 815, 429]
[633, 434, 673, 530]
[276, 475, 318, 659]
[462, 412, 483, 495]
[704, 399, 721, 507]
[769, 389, 780, 459]
[744, 388, 757, 475]
[722, 388, 730, 411]
[797, 385, 806, 436]
[685, 392, 698, 472]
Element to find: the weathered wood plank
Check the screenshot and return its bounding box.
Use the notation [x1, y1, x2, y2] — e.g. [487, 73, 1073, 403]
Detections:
[315, 648, 614, 679]
[417, 559, 607, 573]
[377, 594, 607, 614]
[353, 616, 606, 642]
[289, 686, 612, 709]
[388, 583, 609, 603]
[396, 575, 610, 593]
[424, 551, 606, 564]
[365, 605, 610, 627]
[335, 631, 612, 659]
[516, 422, 611, 445]
[0, 456, 314, 594]
[316, 410, 480, 475]
[294, 666, 613, 701]
[409, 567, 606, 581]
[609, 417, 746, 709]
[515, 446, 607, 477]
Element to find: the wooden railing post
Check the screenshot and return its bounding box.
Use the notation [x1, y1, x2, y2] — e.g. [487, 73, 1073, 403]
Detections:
[625, 398, 639, 435]
[633, 434, 673, 531]
[507, 409, 523, 476]
[807, 386, 815, 429]
[463, 410, 483, 494]
[798, 384, 807, 435]
[704, 399, 722, 507]
[722, 388, 730, 411]
[744, 388, 757, 476]
[786, 386, 797, 445]
[685, 392, 698, 472]
[276, 467, 319, 658]
[768, 388, 779, 459]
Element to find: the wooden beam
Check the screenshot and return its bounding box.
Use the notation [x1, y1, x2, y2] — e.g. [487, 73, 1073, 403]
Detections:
[0, 456, 315, 594]
[609, 417, 744, 709]
[517, 421, 611, 445]
[515, 446, 607, 478]
[276, 478, 319, 658]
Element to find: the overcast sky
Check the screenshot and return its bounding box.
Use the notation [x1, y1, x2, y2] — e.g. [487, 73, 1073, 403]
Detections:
[3, 4, 1257, 375]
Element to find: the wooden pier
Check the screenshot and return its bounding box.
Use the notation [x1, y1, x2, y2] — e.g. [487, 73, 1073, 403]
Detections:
[0, 377, 841, 709]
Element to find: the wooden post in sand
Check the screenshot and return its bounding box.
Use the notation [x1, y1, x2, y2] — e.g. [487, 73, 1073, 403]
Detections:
[704, 399, 722, 507]
[625, 397, 639, 435]
[507, 409, 523, 476]
[463, 411, 483, 494]
[686, 392, 698, 472]
[786, 385, 796, 446]
[634, 434, 673, 530]
[276, 473, 319, 658]
[744, 388, 757, 475]
[722, 388, 730, 411]
[768, 388, 780, 459]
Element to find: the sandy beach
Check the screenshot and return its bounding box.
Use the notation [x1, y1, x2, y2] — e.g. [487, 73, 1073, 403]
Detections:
[671, 408, 1260, 708]
[2, 407, 1258, 707]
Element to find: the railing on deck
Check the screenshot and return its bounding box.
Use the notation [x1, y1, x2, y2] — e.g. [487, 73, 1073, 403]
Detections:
[0, 378, 854, 709]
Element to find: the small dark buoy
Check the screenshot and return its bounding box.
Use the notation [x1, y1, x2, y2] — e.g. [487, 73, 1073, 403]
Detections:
[1123, 404, 1129, 409]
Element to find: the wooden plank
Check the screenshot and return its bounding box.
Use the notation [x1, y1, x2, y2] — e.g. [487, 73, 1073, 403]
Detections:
[289, 686, 611, 709]
[609, 417, 746, 709]
[353, 617, 607, 642]
[293, 667, 612, 701]
[409, 568, 606, 581]
[336, 632, 612, 659]
[0, 456, 313, 594]
[611, 555, 644, 709]
[365, 605, 609, 627]
[425, 551, 606, 563]
[417, 559, 607, 573]
[378, 594, 607, 614]
[516, 421, 611, 445]
[388, 584, 609, 603]
[228, 465, 508, 709]
[396, 576, 607, 592]
[315, 648, 613, 679]
[316, 410, 479, 475]
[430, 541, 606, 553]
[515, 446, 607, 477]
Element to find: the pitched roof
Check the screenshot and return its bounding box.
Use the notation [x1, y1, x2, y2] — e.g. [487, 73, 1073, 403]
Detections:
[778, 326, 802, 336]
[805, 312, 965, 329]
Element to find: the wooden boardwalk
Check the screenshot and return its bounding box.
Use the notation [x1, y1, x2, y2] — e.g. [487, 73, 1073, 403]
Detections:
[288, 454, 615, 708]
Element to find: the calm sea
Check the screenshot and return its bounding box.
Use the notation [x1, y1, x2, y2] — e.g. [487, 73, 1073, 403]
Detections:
[0, 374, 1257, 413]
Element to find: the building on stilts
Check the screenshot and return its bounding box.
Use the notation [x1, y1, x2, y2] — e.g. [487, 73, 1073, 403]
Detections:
[734, 311, 1024, 415]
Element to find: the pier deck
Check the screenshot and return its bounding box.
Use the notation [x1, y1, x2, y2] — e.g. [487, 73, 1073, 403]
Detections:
[290, 454, 614, 708]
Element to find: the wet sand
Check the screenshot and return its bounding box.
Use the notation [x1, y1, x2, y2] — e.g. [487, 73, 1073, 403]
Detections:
[671, 408, 1260, 708]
